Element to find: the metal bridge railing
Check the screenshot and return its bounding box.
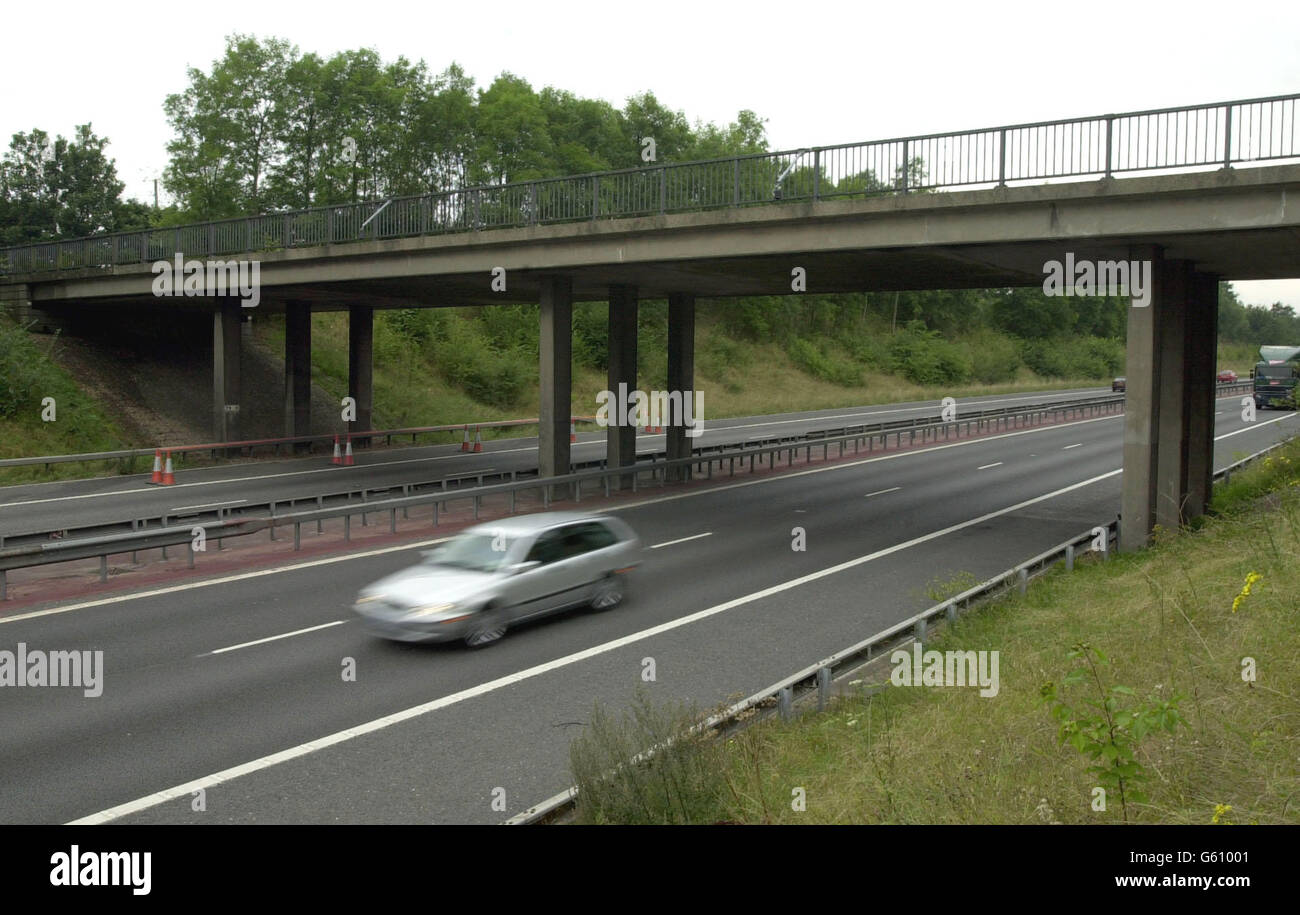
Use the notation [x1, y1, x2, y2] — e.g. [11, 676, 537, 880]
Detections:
[1, 93, 1296, 278]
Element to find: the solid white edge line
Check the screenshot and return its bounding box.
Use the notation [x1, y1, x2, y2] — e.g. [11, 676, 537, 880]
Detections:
[648, 532, 713, 549]
[209, 620, 349, 655]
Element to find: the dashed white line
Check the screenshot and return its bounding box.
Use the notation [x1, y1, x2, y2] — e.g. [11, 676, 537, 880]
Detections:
[209, 620, 349, 655]
[649, 532, 713, 549]
[977, 462, 1004, 470]
[864, 487, 902, 498]
[1062, 443, 1083, 450]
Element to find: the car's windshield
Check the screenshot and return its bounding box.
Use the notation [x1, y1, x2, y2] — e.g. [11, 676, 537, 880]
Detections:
[428, 532, 513, 572]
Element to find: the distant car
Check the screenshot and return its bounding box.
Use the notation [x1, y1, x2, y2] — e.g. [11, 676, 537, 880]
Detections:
[353, 512, 641, 647]
[1112, 377, 1126, 392]
[1217, 369, 1238, 383]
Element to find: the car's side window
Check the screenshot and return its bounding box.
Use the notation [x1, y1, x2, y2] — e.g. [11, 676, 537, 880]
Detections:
[526, 531, 567, 565]
[575, 522, 617, 551]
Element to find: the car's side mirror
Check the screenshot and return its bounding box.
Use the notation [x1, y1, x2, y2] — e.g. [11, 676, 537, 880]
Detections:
[508, 560, 541, 576]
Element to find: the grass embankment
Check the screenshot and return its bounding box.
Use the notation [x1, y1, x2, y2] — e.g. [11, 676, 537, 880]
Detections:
[570, 436, 1300, 824]
[0, 319, 138, 485]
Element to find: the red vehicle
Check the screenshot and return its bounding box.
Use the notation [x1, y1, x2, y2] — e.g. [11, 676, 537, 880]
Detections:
[1217, 370, 1238, 383]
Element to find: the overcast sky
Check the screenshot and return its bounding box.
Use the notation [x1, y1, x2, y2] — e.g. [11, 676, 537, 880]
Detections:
[4, 0, 1297, 306]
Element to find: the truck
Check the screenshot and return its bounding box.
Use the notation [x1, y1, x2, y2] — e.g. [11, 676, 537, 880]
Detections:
[1252, 345, 1300, 409]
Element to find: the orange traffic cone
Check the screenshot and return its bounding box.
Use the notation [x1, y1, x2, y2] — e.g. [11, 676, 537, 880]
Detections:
[331, 435, 342, 465]
[161, 451, 176, 485]
[570, 420, 577, 443]
[343, 436, 355, 466]
[472, 426, 483, 453]
[150, 449, 163, 484]
[461, 426, 471, 452]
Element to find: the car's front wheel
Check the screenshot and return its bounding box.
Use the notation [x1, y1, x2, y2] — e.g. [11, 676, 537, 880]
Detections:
[464, 607, 508, 648]
[590, 574, 625, 611]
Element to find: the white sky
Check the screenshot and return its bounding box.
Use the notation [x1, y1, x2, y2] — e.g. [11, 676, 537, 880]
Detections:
[3, 0, 1297, 306]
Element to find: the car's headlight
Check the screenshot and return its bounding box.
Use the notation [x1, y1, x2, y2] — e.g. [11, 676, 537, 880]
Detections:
[403, 602, 457, 619]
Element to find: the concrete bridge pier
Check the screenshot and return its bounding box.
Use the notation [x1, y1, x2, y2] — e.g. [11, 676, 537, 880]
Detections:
[348, 305, 373, 445]
[607, 284, 638, 486]
[539, 276, 573, 481]
[666, 292, 696, 481]
[284, 301, 312, 451]
[1120, 253, 1219, 551]
[212, 296, 242, 446]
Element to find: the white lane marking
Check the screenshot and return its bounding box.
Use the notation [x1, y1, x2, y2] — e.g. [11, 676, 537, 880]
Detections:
[977, 462, 1003, 470]
[1063, 443, 1083, 450]
[209, 620, 348, 655]
[1214, 413, 1297, 441]
[864, 487, 902, 498]
[649, 532, 712, 550]
[0, 538, 451, 625]
[64, 465, 1127, 825]
[14, 409, 1290, 627]
[171, 500, 247, 513]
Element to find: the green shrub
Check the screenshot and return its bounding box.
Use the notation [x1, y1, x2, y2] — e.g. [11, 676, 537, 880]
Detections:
[787, 337, 863, 386]
[570, 689, 729, 824]
[888, 321, 972, 385]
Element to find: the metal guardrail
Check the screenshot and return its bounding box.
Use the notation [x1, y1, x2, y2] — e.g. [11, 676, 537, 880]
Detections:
[0, 394, 1124, 597]
[0, 394, 1123, 548]
[1, 94, 1296, 278]
[504, 432, 1298, 824]
[0, 415, 600, 470]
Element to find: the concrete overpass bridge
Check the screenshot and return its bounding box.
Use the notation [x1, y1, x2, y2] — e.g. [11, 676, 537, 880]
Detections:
[2, 93, 1298, 550]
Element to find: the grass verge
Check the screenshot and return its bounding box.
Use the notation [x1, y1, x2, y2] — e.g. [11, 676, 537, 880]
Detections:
[569, 435, 1300, 824]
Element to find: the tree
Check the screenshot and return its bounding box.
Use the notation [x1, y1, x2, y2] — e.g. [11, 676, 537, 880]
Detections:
[0, 125, 146, 244]
[163, 34, 296, 217]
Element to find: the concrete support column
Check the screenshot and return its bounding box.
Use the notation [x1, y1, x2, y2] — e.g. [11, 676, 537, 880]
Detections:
[348, 304, 373, 445]
[539, 276, 573, 482]
[607, 285, 638, 485]
[1183, 273, 1220, 520]
[284, 301, 312, 450]
[1121, 251, 1213, 550]
[1154, 260, 1192, 531]
[666, 292, 696, 478]
[213, 296, 242, 445]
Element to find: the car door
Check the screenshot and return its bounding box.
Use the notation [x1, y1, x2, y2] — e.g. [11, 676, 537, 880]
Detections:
[507, 528, 575, 619]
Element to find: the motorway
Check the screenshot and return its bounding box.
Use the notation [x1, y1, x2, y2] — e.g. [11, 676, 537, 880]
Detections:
[0, 387, 1119, 539]
[0, 389, 1294, 824]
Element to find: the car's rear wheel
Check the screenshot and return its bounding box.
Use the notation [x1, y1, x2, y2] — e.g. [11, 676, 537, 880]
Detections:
[590, 574, 624, 611]
[464, 607, 508, 648]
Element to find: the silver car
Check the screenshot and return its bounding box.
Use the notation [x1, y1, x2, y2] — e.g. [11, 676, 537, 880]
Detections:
[352, 512, 641, 647]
